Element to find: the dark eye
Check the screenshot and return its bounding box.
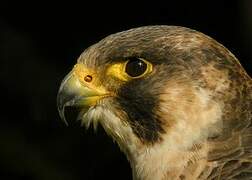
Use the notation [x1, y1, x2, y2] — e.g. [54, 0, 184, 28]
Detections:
[125, 57, 147, 77]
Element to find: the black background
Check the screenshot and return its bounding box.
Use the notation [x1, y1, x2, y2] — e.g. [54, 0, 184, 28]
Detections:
[0, 1, 251, 180]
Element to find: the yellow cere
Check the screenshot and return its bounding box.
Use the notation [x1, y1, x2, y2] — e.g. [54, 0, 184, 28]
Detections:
[72, 63, 108, 95]
[73, 64, 96, 84]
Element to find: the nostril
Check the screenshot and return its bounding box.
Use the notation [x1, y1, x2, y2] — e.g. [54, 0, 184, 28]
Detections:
[84, 75, 93, 82]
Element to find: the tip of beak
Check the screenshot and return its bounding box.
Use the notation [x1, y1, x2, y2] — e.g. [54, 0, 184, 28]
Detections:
[57, 91, 69, 126]
[58, 105, 69, 126]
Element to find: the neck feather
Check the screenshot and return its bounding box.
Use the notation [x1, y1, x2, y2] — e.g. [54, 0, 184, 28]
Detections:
[127, 142, 210, 180]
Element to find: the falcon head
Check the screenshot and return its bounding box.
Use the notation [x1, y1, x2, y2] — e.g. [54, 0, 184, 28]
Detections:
[57, 26, 252, 179]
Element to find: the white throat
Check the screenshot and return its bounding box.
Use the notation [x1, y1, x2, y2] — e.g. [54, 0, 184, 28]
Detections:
[128, 140, 210, 180]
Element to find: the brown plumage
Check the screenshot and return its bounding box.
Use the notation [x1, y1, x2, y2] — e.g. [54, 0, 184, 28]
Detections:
[57, 26, 252, 180]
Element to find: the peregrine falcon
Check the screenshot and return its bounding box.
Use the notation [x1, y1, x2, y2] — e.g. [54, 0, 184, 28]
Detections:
[57, 26, 252, 180]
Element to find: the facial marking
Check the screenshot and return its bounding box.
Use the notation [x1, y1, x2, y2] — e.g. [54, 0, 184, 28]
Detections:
[115, 73, 167, 144]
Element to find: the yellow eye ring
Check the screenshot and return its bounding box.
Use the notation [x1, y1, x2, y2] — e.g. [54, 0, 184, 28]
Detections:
[106, 57, 153, 81]
[123, 57, 152, 79]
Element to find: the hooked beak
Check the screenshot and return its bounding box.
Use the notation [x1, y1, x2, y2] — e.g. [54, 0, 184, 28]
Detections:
[57, 70, 107, 124]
